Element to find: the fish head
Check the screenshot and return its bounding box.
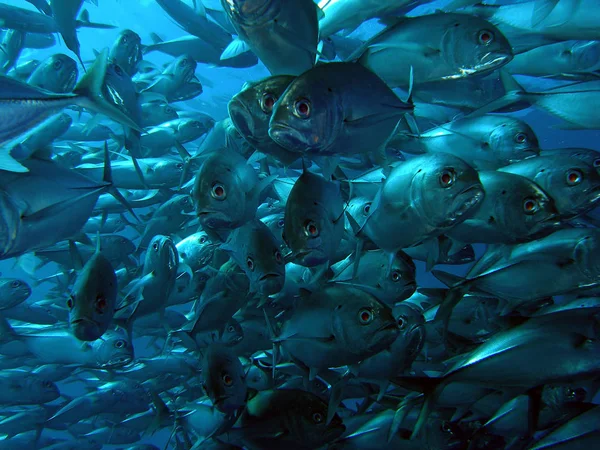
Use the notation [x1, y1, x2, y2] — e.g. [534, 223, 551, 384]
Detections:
[169, 54, 197, 83]
[488, 117, 540, 164]
[423, 418, 467, 450]
[92, 328, 134, 368]
[202, 343, 248, 413]
[27, 375, 60, 403]
[171, 194, 195, 214]
[229, 75, 296, 144]
[193, 150, 258, 230]
[269, 75, 343, 154]
[392, 303, 426, 366]
[222, 0, 279, 26]
[178, 118, 210, 142]
[222, 319, 244, 346]
[227, 221, 286, 295]
[282, 390, 346, 446]
[378, 250, 417, 303]
[284, 172, 344, 266]
[570, 41, 600, 72]
[346, 196, 373, 231]
[177, 232, 217, 269]
[68, 253, 118, 342]
[542, 158, 600, 218]
[444, 16, 513, 78]
[487, 171, 560, 239]
[410, 153, 485, 229]
[145, 235, 179, 277]
[0, 278, 32, 309]
[110, 29, 143, 76]
[32, 53, 78, 93]
[330, 285, 399, 355]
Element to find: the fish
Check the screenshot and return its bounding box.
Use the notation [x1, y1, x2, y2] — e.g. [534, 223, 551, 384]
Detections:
[27, 53, 78, 93]
[67, 240, 118, 341]
[109, 29, 143, 77]
[220, 0, 320, 76]
[447, 170, 560, 244]
[228, 74, 299, 165]
[269, 62, 413, 158]
[221, 219, 286, 296]
[357, 153, 485, 254]
[390, 114, 540, 170]
[354, 13, 513, 88]
[201, 343, 248, 414]
[276, 284, 399, 375]
[0, 278, 31, 310]
[0, 49, 139, 172]
[283, 166, 344, 267]
[192, 148, 271, 233]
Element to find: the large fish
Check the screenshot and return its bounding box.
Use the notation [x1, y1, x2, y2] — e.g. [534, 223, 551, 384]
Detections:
[68, 241, 118, 341]
[357, 153, 484, 254]
[270, 62, 413, 157]
[354, 13, 513, 88]
[220, 0, 320, 76]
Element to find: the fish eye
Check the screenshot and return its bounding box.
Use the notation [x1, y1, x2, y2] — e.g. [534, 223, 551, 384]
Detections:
[179, 59, 188, 67]
[199, 235, 207, 244]
[594, 158, 600, 168]
[514, 132, 527, 144]
[397, 315, 407, 329]
[260, 93, 277, 114]
[523, 197, 539, 214]
[43, 381, 53, 388]
[277, 218, 285, 228]
[114, 340, 126, 349]
[67, 296, 74, 309]
[227, 325, 235, 333]
[52, 59, 62, 70]
[114, 65, 123, 76]
[152, 242, 159, 251]
[165, 106, 174, 114]
[304, 220, 319, 237]
[191, 121, 201, 128]
[293, 98, 311, 119]
[568, 387, 587, 401]
[391, 270, 402, 282]
[363, 203, 371, 216]
[439, 169, 456, 188]
[478, 30, 494, 45]
[122, 36, 128, 43]
[95, 295, 108, 313]
[566, 169, 583, 185]
[222, 373, 233, 386]
[441, 421, 454, 434]
[246, 256, 255, 271]
[176, 163, 184, 170]
[10, 280, 20, 288]
[312, 412, 324, 423]
[358, 308, 374, 325]
[211, 183, 227, 200]
[274, 250, 283, 264]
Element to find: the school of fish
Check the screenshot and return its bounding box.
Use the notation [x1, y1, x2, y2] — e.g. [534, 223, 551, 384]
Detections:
[0, 0, 599, 449]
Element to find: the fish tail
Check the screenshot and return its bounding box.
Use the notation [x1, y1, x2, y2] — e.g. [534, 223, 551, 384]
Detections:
[72, 49, 142, 132]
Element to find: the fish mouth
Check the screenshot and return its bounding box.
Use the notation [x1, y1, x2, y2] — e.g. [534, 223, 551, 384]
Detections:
[377, 321, 399, 333]
[102, 355, 133, 368]
[294, 249, 327, 267]
[70, 318, 102, 341]
[477, 52, 513, 71]
[228, 99, 256, 137]
[443, 185, 485, 227]
[269, 122, 310, 151]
